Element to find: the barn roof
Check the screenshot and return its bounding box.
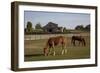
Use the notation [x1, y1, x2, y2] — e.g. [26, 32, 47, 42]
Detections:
[43, 22, 58, 29]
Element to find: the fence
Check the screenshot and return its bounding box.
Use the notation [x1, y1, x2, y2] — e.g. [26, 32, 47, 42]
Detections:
[25, 33, 90, 40]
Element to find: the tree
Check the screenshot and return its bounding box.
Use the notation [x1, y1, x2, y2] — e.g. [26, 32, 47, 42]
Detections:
[27, 22, 32, 29]
[35, 23, 42, 29]
[25, 21, 33, 34]
[75, 25, 84, 30]
[85, 24, 90, 31]
[63, 27, 67, 32]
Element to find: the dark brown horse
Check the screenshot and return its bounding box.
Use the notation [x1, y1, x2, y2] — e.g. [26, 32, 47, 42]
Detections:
[71, 35, 86, 46]
[43, 36, 67, 56]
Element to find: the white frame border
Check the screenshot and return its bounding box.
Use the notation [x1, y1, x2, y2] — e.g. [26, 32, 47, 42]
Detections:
[18, 5, 96, 68]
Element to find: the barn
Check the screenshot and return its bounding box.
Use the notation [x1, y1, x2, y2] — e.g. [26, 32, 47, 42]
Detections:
[43, 22, 63, 33]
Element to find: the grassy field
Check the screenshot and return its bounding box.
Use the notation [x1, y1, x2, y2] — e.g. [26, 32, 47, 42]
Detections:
[24, 35, 90, 61]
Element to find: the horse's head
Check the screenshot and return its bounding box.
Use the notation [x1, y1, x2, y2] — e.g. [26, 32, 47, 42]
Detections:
[43, 47, 48, 56]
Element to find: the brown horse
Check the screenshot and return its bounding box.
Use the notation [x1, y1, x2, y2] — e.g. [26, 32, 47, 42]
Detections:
[71, 35, 86, 46]
[43, 36, 67, 56]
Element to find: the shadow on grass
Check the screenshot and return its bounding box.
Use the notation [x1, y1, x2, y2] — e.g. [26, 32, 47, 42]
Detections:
[25, 54, 44, 57]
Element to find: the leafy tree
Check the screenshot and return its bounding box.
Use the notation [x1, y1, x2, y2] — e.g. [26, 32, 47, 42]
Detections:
[25, 21, 33, 33]
[63, 27, 67, 32]
[75, 25, 84, 30]
[35, 23, 42, 29]
[85, 24, 90, 31]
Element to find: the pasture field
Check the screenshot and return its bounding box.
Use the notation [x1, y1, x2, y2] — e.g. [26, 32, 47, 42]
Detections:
[24, 34, 90, 61]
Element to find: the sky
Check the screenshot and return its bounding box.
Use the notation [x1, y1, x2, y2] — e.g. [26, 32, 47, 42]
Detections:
[24, 11, 90, 29]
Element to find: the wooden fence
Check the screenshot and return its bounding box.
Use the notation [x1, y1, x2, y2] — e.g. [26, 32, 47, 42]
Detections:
[25, 33, 89, 40]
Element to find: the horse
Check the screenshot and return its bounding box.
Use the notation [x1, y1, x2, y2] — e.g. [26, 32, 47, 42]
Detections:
[71, 35, 86, 46]
[43, 36, 67, 56]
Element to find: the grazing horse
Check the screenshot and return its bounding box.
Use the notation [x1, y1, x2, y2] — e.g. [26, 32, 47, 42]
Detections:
[71, 35, 86, 46]
[43, 36, 67, 56]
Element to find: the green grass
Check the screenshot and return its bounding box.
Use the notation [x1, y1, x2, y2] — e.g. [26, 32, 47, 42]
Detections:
[24, 36, 90, 61]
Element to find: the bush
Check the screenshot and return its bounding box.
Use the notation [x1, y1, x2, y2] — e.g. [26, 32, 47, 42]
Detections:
[33, 29, 44, 33]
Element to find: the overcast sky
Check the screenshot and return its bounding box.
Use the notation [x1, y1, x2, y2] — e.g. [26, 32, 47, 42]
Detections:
[24, 11, 90, 29]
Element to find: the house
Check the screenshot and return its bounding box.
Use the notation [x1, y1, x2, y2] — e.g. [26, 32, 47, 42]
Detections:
[43, 22, 63, 33]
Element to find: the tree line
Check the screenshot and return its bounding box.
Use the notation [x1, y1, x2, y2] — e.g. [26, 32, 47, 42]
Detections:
[25, 21, 90, 34]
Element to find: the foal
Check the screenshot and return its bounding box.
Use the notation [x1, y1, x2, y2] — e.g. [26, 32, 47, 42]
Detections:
[43, 36, 67, 56]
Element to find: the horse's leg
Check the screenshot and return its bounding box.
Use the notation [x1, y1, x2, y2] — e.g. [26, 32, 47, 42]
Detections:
[64, 45, 67, 54]
[71, 39, 74, 46]
[48, 47, 52, 55]
[73, 40, 75, 46]
[61, 48, 64, 55]
[64, 42, 68, 54]
[52, 47, 55, 56]
[83, 39, 86, 46]
[52, 43, 56, 56]
[81, 39, 84, 46]
[61, 43, 66, 55]
[81, 40, 84, 46]
[78, 41, 81, 46]
[72, 39, 75, 46]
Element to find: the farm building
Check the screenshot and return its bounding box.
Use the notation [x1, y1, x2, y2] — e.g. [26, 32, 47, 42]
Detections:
[43, 22, 63, 33]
